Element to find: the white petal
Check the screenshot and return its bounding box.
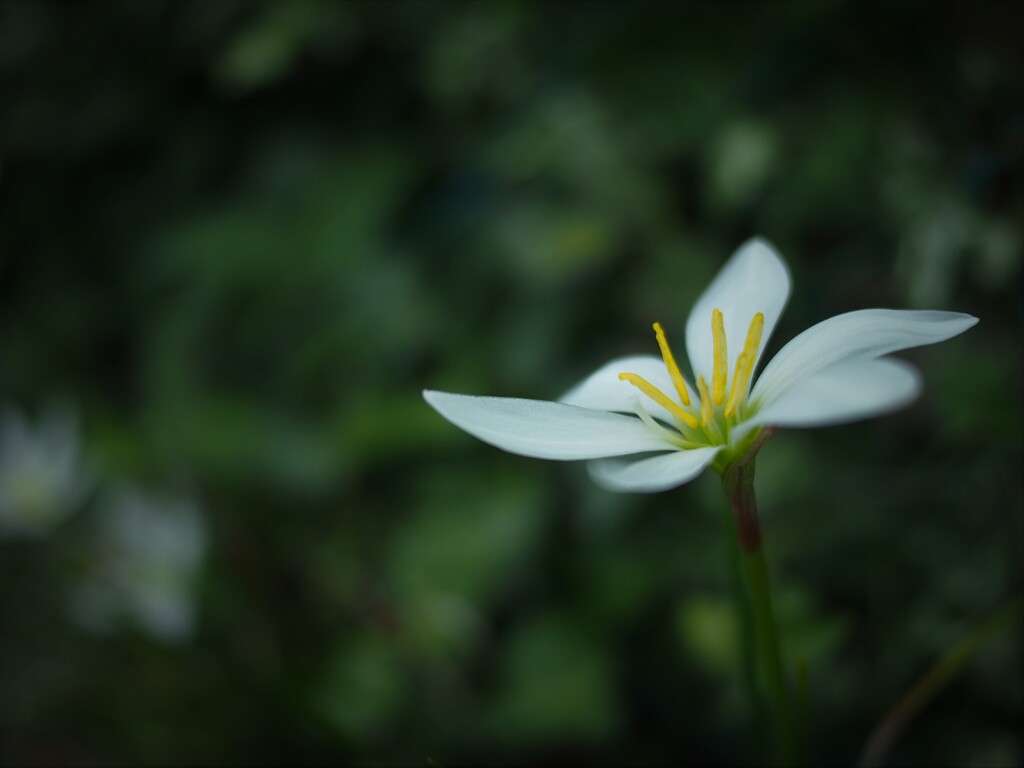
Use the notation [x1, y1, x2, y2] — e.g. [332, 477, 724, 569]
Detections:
[685, 237, 791, 388]
[751, 309, 978, 406]
[423, 390, 675, 460]
[744, 357, 922, 430]
[560, 355, 685, 424]
[588, 447, 722, 493]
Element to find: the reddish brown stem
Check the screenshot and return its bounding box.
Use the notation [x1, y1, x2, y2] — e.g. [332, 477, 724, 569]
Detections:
[721, 427, 775, 551]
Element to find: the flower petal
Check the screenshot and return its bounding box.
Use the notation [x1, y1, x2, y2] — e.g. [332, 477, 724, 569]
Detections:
[751, 309, 978, 407]
[742, 357, 922, 432]
[686, 237, 791, 388]
[423, 390, 675, 460]
[560, 355, 685, 424]
[588, 447, 722, 493]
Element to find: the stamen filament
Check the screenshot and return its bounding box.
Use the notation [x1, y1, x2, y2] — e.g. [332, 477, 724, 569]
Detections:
[725, 354, 750, 418]
[631, 399, 702, 449]
[619, 372, 699, 429]
[725, 312, 765, 417]
[711, 309, 727, 405]
[697, 374, 713, 428]
[652, 322, 691, 406]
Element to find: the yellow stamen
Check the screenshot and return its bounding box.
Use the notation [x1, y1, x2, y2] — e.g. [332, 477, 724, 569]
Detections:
[618, 372, 699, 429]
[711, 309, 727, 405]
[724, 312, 765, 418]
[696, 374, 713, 427]
[652, 322, 691, 406]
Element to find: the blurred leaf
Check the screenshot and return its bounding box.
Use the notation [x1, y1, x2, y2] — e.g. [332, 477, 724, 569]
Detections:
[709, 120, 778, 212]
[148, 395, 341, 494]
[315, 634, 405, 741]
[678, 596, 739, 675]
[387, 470, 547, 606]
[488, 201, 617, 287]
[214, 1, 355, 93]
[484, 614, 617, 743]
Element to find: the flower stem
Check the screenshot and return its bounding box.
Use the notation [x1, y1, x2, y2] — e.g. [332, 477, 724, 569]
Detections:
[722, 431, 796, 764]
[741, 542, 796, 764]
[721, 500, 766, 760]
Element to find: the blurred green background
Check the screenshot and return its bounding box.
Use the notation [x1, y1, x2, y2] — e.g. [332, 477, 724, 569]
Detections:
[1, 0, 1021, 765]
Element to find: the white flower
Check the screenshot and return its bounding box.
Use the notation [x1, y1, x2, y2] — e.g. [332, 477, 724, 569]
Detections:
[424, 239, 977, 493]
[0, 404, 92, 538]
[70, 486, 207, 643]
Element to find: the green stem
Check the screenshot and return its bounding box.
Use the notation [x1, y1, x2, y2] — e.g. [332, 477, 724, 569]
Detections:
[722, 431, 796, 764]
[741, 543, 795, 764]
[722, 500, 766, 760]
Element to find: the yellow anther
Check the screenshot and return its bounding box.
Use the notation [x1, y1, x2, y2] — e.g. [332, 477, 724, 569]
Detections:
[696, 374, 713, 427]
[711, 309, 727, 406]
[618, 372, 699, 429]
[652, 322, 691, 406]
[724, 312, 765, 417]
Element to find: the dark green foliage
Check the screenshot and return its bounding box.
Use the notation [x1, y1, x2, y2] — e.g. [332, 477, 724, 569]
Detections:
[0, 1, 1020, 764]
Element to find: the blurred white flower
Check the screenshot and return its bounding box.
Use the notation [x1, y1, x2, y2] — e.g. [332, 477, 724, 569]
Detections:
[71, 486, 207, 643]
[0, 404, 92, 538]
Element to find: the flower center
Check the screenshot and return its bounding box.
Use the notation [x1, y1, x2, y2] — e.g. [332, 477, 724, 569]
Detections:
[617, 310, 764, 445]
